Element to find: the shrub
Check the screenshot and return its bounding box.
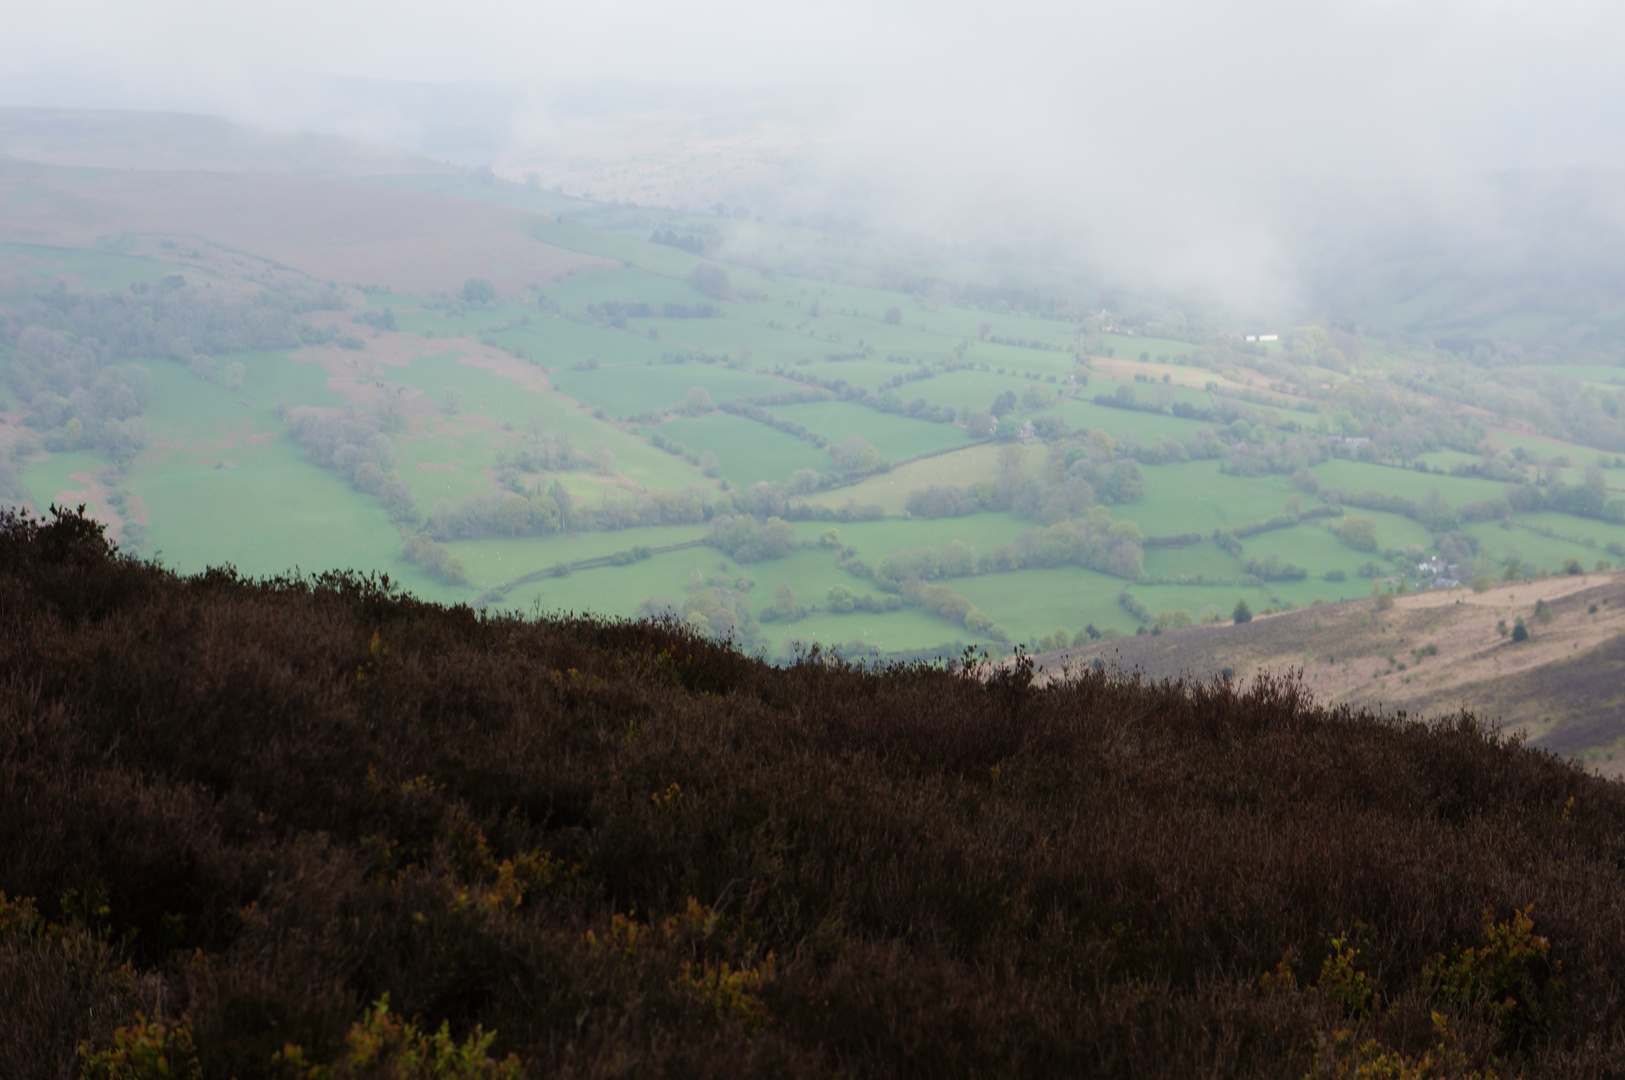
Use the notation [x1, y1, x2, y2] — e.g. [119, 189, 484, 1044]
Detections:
[1425, 906, 1560, 1049]
[274, 996, 520, 1078]
[8, 507, 1625, 1077]
[79, 1016, 203, 1080]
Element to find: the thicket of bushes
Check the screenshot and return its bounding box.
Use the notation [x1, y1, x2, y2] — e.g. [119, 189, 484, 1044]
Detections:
[7, 507, 1625, 1077]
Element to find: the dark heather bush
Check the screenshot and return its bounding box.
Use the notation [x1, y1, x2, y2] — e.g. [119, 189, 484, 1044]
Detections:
[8, 506, 1625, 1076]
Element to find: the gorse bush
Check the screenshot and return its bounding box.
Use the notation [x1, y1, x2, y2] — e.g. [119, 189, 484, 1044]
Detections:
[9, 506, 1625, 1076]
[274, 996, 520, 1079]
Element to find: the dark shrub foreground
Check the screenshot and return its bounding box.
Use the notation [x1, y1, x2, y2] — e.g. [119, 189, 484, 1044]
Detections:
[6, 508, 1625, 1077]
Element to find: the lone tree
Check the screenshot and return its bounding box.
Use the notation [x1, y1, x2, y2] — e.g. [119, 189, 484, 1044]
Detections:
[1511, 616, 1530, 642]
[832, 436, 882, 476]
[1232, 599, 1253, 624]
[683, 387, 713, 415]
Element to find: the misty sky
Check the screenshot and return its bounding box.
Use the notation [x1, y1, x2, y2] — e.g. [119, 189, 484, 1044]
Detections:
[8, 0, 1625, 309]
[9, 0, 1623, 168]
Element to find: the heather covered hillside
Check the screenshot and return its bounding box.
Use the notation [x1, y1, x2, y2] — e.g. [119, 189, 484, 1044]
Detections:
[10, 507, 1625, 1077]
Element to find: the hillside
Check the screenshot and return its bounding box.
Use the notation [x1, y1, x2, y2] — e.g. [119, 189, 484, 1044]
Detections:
[5, 107, 1625, 771]
[9, 506, 1625, 1076]
[0, 159, 608, 296]
[1048, 571, 1625, 774]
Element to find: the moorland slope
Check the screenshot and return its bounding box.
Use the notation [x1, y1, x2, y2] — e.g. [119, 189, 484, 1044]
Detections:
[8, 507, 1625, 1077]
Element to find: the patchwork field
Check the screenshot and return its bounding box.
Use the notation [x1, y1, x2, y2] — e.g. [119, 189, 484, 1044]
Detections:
[7, 108, 1625, 761]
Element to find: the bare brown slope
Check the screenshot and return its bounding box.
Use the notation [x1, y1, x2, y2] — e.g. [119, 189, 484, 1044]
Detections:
[0, 161, 609, 295]
[1045, 572, 1625, 768]
[0, 107, 447, 177]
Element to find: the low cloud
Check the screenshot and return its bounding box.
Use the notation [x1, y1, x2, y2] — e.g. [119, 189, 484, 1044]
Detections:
[6, 0, 1625, 312]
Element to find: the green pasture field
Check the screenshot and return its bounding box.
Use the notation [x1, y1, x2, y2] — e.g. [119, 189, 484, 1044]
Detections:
[502, 322, 671, 369]
[20, 449, 107, 512]
[138, 358, 321, 460]
[827, 513, 1033, 563]
[18, 160, 1625, 667]
[1048, 397, 1214, 443]
[464, 316, 667, 369]
[543, 266, 725, 310]
[1089, 376, 1213, 411]
[1125, 582, 1276, 625]
[0, 241, 188, 291]
[727, 547, 853, 616]
[754, 277, 1080, 350]
[450, 523, 711, 588]
[510, 472, 638, 505]
[493, 545, 730, 621]
[387, 353, 704, 491]
[880, 368, 1031, 413]
[1237, 526, 1372, 599]
[394, 424, 672, 514]
[1110, 461, 1299, 536]
[1510, 511, 1625, 554]
[550, 361, 791, 416]
[800, 314, 963, 357]
[1482, 429, 1611, 463]
[952, 567, 1131, 641]
[914, 307, 1078, 350]
[768, 401, 968, 462]
[1334, 509, 1436, 554]
[1141, 541, 1247, 582]
[358, 288, 425, 310]
[1312, 459, 1510, 505]
[633, 317, 825, 368]
[1463, 519, 1617, 574]
[241, 351, 349, 410]
[797, 358, 934, 393]
[1097, 333, 1197, 362]
[962, 341, 1073, 377]
[1543, 362, 1625, 387]
[798, 443, 1009, 515]
[131, 431, 458, 602]
[657, 412, 833, 487]
[1098, 356, 1222, 390]
[392, 427, 504, 509]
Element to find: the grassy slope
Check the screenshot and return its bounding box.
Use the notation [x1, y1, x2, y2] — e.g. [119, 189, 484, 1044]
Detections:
[7, 509, 1625, 1077]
